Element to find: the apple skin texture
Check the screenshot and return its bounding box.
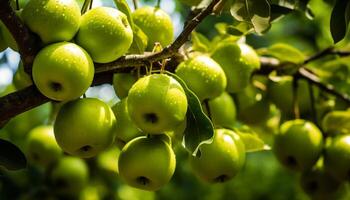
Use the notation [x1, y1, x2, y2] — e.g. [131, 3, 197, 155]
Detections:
[26, 125, 62, 167]
[322, 110, 350, 136]
[32, 42, 94, 101]
[54, 98, 117, 158]
[50, 156, 89, 197]
[22, 0, 81, 44]
[190, 129, 245, 183]
[300, 162, 343, 200]
[112, 98, 143, 144]
[76, 7, 133, 63]
[132, 6, 174, 50]
[273, 119, 323, 171]
[211, 41, 260, 93]
[268, 76, 314, 116]
[13, 61, 33, 90]
[127, 74, 188, 134]
[113, 73, 137, 99]
[176, 55, 227, 101]
[118, 136, 176, 191]
[324, 135, 350, 181]
[207, 92, 236, 128]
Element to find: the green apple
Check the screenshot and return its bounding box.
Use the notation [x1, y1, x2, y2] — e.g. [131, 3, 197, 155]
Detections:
[113, 73, 137, 99]
[273, 119, 323, 171]
[118, 136, 176, 191]
[236, 84, 270, 125]
[13, 61, 33, 90]
[324, 135, 350, 181]
[0, 10, 22, 51]
[267, 76, 315, 116]
[32, 42, 94, 101]
[190, 129, 245, 183]
[26, 125, 62, 167]
[112, 98, 143, 144]
[50, 156, 89, 198]
[96, 146, 120, 176]
[132, 6, 174, 50]
[300, 159, 343, 200]
[127, 74, 188, 134]
[54, 98, 117, 158]
[207, 92, 236, 128]
[76, 7, 133, 63]
[211, 39, 260, 93]
[175, 55, 227, 101]
[322, 110, 350, 136]
[22, 0, 80, 44]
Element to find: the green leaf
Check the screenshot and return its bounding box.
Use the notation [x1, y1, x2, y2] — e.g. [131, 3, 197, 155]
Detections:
[230, 0, 271, 34]
[260, 43, 305, 64]
[165, 72, 214, 156]
[270, 4, 293, 22]
[232, 125, 271, 153]
[330, 0, 350, 43]
[0, 139, 27, 170]
[114, 0, 134, 28]
[191, 31, 211, 53]
[129, 25, 148, 54]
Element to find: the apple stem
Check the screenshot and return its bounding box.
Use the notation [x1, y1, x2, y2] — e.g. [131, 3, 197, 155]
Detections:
[81, 0, 93, 14]
[132, 0, 138, 10]
[308, 81, 318, 126]
[156, 0, 161, 8]
[15, 0, 19, 10]
[292, 76, 300, 119]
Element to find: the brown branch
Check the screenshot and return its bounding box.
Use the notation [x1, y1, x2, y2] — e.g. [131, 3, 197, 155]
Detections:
[298, 68, 350, 103]
[0, 0, 41, 73]
[0, 0, 219, 127]
[94, 0, 219, 74]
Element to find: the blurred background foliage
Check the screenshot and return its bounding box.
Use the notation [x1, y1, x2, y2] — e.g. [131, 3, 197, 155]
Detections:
[1, 0, 350, 199]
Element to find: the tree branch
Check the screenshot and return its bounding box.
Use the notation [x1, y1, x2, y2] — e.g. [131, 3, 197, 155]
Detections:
[0, 0, 41, 73]
[0, 0, 220, 127]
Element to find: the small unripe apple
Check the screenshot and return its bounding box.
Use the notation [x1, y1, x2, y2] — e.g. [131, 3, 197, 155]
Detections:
[322, 110, 350, 136]
[300, 159, 343, 200]
[112, 98, 143, 144]
[132, 6, 174, 50]
[207, 92, 236, 128]
[236, 84, 270, 125]
[26, 125, 62, 167]
[118, 136, 176, 191]
[190, 129, 245, 183]
[22, 0, 81, 44]
[324, 135, 350, 181]
[113, 73, 137, 99]
[175, 55, 227, 101]
[32, 42, 94, 101]
[127, 74, 188, 134]
[13, 61, 33, 90]
[54, 98, 117, 158]
[211, 40, 260, 93]
[268, 76, 316, 117]
[50, 156, 89, 198]
[273, 119, 323, 171]
[76, 7, 133, 63]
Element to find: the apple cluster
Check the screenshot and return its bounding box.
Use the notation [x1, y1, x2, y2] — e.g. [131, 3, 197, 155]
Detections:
[272, 111, 350, 199]
[0, 0, 254, 195]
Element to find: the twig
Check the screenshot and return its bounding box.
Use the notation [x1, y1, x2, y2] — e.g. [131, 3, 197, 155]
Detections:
[298, 67, 350, 103]
[0, 0, 220, 127]
[292, 76, 300, 119]
[132, 0, 138, 10]
[0, 0, 41, 73]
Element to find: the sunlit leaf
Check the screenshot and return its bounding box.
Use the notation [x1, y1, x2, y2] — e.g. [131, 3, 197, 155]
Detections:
[232, 125, 271, 153]
[259, 43, 305, 64]
[230, 0, 271, 34]
[165, 72, 214, 156]
[191, 31, 211, 53]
